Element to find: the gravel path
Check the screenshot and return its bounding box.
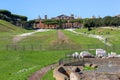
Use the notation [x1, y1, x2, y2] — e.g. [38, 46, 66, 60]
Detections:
[28, 64, 57, 80]
[12, 29, 50, 43]
[101, 27, 120, 30]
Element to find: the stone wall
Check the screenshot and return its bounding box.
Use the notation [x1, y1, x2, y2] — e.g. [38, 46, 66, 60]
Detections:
[53, 65, 69, 80]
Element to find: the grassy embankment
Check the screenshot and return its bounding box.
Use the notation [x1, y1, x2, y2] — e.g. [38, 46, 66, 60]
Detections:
[62, 30, 105, 52]
[75, 28, 120, 53]
[0, 20, 29, 50]
[75, 28, 120, 44]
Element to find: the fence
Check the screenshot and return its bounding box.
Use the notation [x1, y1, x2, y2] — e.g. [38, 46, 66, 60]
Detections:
[0, 44, 120, 52]
[59, 56, 120, 67]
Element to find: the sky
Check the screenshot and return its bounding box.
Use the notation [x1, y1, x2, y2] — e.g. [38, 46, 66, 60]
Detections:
[0, 0, 120, 20]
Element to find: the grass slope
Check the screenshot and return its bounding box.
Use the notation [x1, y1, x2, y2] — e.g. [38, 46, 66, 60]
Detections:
[62, 30, 105, 49]
[0, 20, 29, 50]
[0, 20, 26, 33]
[75, 28, 120, 44]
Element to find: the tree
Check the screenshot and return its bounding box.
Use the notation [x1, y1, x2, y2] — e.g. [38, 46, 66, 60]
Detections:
[0, 10, 11, 16]
[83, 18, 95, 31]
[24, 20, 35, 29]
[69, 19, 82, 23]
[42, 19, 58, 25]
[103, 16, 112, 26]
[0, 10, 11, 21]
[111, 17, 120, 27]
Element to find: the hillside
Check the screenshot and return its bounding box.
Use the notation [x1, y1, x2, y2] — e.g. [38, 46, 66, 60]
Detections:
[0, 20, 26, 33]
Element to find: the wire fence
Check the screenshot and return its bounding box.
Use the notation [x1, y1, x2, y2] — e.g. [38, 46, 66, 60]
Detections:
[0, 44, 120, 52]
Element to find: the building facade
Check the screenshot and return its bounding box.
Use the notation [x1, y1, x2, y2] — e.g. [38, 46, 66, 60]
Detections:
[34, 14, 82, 29]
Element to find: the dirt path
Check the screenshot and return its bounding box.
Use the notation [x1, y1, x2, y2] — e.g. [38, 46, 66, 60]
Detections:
[57, 30, 68, 43]
[12, 29, 50, 43]
[28, 64, 57, 80]
[51, 30, 69, 45]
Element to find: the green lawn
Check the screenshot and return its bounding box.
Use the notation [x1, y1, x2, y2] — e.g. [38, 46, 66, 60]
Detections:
[5, 30, 59, 51]
[17, 30, 57, 45]
[0, 26, 120, 80]
[62, 30, 105, 50]
[0, 27, 73, 80]
[0, 50, 72, 80]
[75, 28, 120, 44]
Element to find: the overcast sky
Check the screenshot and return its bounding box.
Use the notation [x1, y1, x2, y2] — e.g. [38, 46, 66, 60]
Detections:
[0, 0, 120, 20]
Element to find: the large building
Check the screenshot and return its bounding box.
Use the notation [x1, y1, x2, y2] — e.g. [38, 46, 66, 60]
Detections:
[34, 14, 82, 29]
[52, 14, 74, 20]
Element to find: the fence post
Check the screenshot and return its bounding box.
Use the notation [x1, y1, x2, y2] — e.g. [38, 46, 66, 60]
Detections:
[87, 44, 89, 50]
[6, 44, 9, 51]
[114, 44, 116, 52]
[112, 44, 115, 52]
[39, 44, 41, 50]
[104, 44, 107, 50]
[59, 59, 63, 65]
[82, 58, 84, 66]
[31, 44, 33, 51]
[14, 45, 17, 51]
[96, 44, 98, 49]
[22, 45, 25, 51]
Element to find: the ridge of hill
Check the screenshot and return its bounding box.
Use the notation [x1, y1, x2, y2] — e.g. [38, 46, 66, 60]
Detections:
[0, 20, 26, 33]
